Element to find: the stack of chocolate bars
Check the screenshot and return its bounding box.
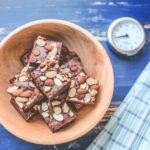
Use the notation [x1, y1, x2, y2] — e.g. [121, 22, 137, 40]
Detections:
[7, 36, 99, 132]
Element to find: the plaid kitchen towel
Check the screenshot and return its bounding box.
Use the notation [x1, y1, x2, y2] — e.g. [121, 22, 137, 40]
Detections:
[87, 62, 150, 150]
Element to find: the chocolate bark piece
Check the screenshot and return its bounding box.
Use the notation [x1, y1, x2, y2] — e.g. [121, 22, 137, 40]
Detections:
[38, 98, 76, 132]
[67, 71, 99, 104]
[59, 46, 79, 65]
[30, 60, 70, 100]
[29, 36, 62, 65]
[10, 99, 37, 121]
[8, 67, 44, 112]
[59, 58, 83, 78]
[20, 49, 31, 66]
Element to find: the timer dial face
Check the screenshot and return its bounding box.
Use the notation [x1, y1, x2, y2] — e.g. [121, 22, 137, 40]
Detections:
[107, 17, 146, 56]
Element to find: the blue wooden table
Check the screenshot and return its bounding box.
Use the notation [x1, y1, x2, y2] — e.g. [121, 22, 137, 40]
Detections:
[0, 0, 150, 149]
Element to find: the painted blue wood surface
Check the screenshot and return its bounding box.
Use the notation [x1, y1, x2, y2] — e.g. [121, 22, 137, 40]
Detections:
[0, 0, 150, 149]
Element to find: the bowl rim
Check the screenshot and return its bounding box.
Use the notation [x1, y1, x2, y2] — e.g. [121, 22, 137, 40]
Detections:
[0, 19, 114, 145]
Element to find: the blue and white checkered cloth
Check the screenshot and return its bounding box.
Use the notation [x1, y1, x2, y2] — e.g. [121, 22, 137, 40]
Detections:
[87, 62, 150, 150]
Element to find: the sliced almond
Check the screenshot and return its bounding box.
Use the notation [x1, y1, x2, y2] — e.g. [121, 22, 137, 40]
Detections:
[7, 86, 18, 93]
[69, 110, 74, 117]
[69, 97, 78, 102]
[36, 39, 46, 47]
[53, 106, 62, 114]
[54, 63, 59, 69]
[33, 105, 38, 110]
[15, 97, 28, 103]
[86, 78, 98, 85]
[47, 47, 57, 58]
[19, 75, 28, 82]
[89, 89, 98, 96]
[41, 65, 47, 72]
[79, 72, 86, 76]
[80, 83, 87, 89]
[54, 78, 63, 86]
[63, 103, 69, 113]
[52, 101, 61, 106]
[60, 65, 66, 69]
[84, 93, 91, 103]
[62, 68, 70, 74]
[44, 86, 51, 92]
[16, 101, 24, 108]
[41, 102, 48, 111]
[40, 76, 47, 81]
[56, 74, 64, 81]
[70, 80, 75, 88]
[42, 112, 49, 118]
[53, 113, 64, 121]
[69, 88, 76, 97]
[45, 71, 57, 78]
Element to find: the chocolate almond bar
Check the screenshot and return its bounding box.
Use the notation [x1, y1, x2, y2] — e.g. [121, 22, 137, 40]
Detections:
[29, 36, 62, 65]
[38, 98, 76, 132]
[67, 72, 99, 104]
[30, 60, 70, 100]
[10, 99, 37, 121]
[8, 67, 44, 111]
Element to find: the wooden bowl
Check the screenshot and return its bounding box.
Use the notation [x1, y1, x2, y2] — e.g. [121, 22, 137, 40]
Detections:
[0, 20, 114, 145]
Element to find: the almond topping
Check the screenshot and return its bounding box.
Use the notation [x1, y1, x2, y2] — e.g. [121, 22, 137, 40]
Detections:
[40, 76, 47, 81]
[42, 112, 49, 118]
[12, 89, 23, 97]
[70, 80, 75, 88]
[77, 76, 86, 84]
[7, 86, 18, 93]
[15, 97, 28, 103]
[20, 90, 32, 98]
[52, 101, 61, 106]
[53, 106, 62, 114]
[45, 44, 54, 51]
[41, 102, 48, 111]
[63, 103, 69, 113]
[86, 78, 98, 85]
[70, 65, 78, 72]
[84, 93, 91, 103]
[19, 75, 28, 82]
[89, 89, 98, 96]
[53, 113, 64, 121]
[44, 79, 54, 86]
[36, 39, 46, 47]
[77, 88, 87, 94]
[32, 49, 41, 56]
[69, 88, 76, 97]
[44, 86, 51, 92]
[45, 71, 57, 78]
[54, 78, 63, 86]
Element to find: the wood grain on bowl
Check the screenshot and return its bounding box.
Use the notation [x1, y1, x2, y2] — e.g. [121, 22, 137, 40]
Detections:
[0, 20, 114, 144]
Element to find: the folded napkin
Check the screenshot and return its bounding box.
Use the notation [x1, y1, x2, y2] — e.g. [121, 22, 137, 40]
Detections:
[87, 62, 150, 150]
